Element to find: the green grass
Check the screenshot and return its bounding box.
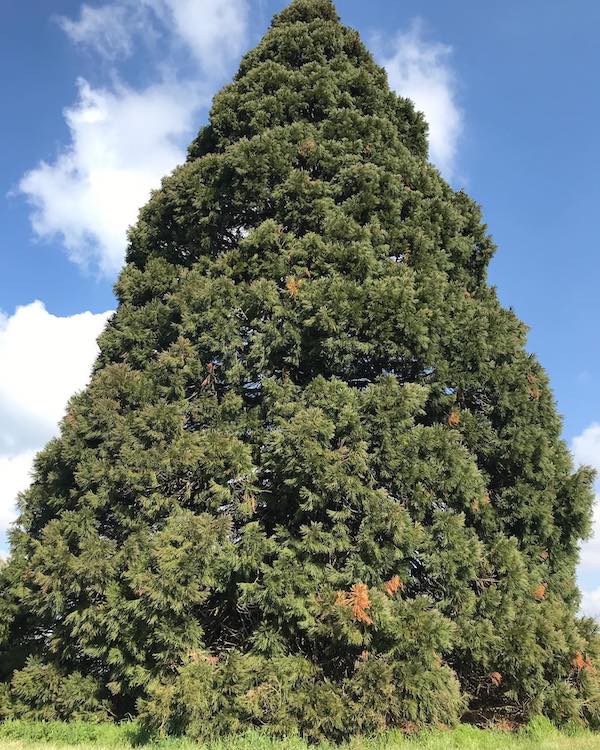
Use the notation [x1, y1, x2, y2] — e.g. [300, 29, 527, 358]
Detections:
[1, 718, 600, 750]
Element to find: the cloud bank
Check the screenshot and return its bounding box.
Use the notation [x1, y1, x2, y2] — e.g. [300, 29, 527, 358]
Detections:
[0, 303, 111, 541]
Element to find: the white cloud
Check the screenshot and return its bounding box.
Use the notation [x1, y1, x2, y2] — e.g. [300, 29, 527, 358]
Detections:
[0, 452, 36, 536]
[581, 502, 600, 573]
[154, 0, 249, 73]
[571, 423, 600, 617]
[0, 302, 111, 540]
[22, 0, 249, 276]
[572, 423, 600, 471]
[20, 78, 203, 275]
[581, 588, 600, 620]
[381, 20, 462, 180]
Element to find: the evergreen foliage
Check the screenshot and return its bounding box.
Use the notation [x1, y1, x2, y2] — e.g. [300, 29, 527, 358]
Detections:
[1, 0, 598, 738]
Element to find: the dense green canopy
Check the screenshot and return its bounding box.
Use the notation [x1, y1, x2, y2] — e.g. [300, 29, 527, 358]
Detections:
[1, 0, 598, 739]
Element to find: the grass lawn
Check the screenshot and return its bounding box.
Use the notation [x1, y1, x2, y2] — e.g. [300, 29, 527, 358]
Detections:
[1, 719, 600, 750]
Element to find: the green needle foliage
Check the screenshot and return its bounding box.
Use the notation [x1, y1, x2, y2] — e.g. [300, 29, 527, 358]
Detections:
[1, 0, 598, 740]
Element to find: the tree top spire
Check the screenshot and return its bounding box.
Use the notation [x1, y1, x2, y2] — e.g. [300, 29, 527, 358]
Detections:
[273, 0, 339, 26]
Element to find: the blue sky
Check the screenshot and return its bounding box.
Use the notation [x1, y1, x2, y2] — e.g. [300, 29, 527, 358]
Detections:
[1, 0, 600, 610]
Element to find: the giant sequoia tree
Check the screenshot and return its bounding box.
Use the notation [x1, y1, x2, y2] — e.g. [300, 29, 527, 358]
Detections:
[1, 0, 598, 738]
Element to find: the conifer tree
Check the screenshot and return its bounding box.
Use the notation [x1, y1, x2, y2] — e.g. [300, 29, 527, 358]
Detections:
[1, 0, 598, 738]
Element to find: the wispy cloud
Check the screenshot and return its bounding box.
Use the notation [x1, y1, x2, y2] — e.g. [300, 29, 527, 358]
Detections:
[21, 0, 250, 277]
[380, 19, 463, 180]
[0, 302, 111, 542]
[57, 0, 249, 73]
[57, 3, 139, 60]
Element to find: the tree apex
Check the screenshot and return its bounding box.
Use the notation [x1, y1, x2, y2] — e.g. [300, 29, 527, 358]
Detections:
[273, 0, 339, 26]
